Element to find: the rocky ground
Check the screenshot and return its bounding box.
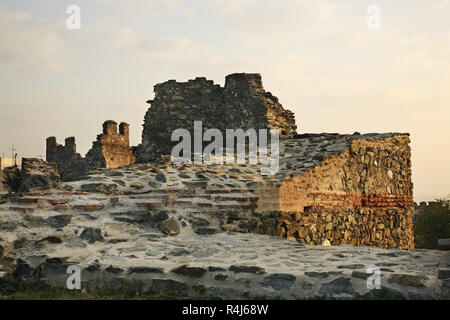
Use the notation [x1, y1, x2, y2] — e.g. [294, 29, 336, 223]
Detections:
[1, 221, 449, 299]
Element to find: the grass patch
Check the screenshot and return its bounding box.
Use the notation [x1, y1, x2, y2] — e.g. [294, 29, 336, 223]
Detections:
[0, 277, 188, 300]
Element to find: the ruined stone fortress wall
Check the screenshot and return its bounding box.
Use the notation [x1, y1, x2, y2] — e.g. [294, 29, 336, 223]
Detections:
[39, 73, 414, 250]
[274, 134, 414, 250]
[46, 136, 89, 181]
[46, 121, 134, 181]
[136, 73, 297, 162]
[86, 121, 135, 169]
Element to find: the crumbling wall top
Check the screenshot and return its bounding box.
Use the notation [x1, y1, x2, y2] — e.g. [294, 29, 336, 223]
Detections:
[224, 73, 264, 94]
[86, 120, 135, 169]
[46, 136, 81, 163]
[103, 120, 118, 135]
[136, 73, 298, 162]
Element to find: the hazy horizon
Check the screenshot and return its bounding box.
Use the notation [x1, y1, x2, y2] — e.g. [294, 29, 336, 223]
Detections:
[0, 0, 449, 202]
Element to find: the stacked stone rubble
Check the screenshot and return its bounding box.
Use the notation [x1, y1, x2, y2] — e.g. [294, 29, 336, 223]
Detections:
[19, 158, 60, 192]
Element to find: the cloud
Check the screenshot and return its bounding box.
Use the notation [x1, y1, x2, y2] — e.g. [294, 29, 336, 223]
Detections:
[92, 0, 194, 20]
[0, 11, 65, 73]
[215, 0, 258, 16]
[111, 26, 198, 62]
[112, 26, 142, 48]
[217, 0, 350, 45]
[431, 0, 450, 10]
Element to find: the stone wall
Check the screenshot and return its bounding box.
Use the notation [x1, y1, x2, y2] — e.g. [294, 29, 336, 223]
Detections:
[136, 73, 297, 162]
[46, 137, 88, 181]
[275, 134, 414, 250]
[46, 121, 135, 180]
[39, 73, 414, 251]
[19, 158, 60, 192]
[86, 121, 135, 169]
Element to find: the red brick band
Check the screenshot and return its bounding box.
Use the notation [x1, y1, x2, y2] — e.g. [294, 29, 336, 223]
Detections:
[306, 192, 413, 208]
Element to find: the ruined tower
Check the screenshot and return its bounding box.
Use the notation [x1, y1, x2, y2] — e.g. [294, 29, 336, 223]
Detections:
[86, 120, 135, 169]
[46, 136, 88, 181]
[46, 120, 135, 180]
[135, 73, 297, 162]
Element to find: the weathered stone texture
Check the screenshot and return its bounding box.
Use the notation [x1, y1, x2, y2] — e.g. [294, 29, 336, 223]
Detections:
[86, 121, 135, 169]
[277, 134, 412, 212]
[275, 134, 414, 250]
[46, 120, 135, 181]
[278, 207, 414, 250]
[136, 73, 297, 162]
[40, 73, 414, 251]
[46, 136, 88, 181]
[19, 158, 60, 192]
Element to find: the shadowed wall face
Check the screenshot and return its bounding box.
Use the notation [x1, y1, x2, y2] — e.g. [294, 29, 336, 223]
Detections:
[136, 73, 297, 162]
[46, 121, 135, 180]
[46, 136, 88, 181]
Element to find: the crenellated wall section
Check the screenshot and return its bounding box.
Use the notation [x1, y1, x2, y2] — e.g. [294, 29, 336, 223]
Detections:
[86, 121, 135, 169]
[46, 120, 135, 180]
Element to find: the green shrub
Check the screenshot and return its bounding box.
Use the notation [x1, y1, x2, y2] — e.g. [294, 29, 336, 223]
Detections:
[2, 167, 23, 193]
[414, 198, 450, 249]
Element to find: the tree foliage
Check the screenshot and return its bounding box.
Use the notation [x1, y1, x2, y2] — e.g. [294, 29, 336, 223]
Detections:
[1, 167, 23, 193]
[414, 198, 450, 249]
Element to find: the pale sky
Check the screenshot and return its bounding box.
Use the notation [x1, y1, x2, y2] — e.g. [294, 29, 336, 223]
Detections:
[0, 0, 449, 202]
